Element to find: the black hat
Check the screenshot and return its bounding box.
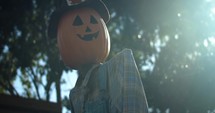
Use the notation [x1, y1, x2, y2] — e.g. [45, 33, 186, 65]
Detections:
[48, 0, 110, 39]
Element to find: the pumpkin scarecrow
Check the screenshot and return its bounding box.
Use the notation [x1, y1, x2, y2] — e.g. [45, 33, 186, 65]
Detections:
[48, 0, 149, 113]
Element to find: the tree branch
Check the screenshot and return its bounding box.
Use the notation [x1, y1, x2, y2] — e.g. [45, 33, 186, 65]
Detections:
[28, 67, 41, 100]
[0, 78, 19, 96]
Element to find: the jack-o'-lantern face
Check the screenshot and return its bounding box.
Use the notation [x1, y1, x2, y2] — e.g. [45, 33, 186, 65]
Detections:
[73, 14, 100, 41]
[57, 8, 110, 69]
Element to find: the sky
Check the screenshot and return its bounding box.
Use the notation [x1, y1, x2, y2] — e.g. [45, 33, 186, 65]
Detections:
[14, 69, 78, 113]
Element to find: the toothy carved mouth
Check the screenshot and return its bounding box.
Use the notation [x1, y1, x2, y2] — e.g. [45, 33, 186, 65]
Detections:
[77, 31, 99, 41]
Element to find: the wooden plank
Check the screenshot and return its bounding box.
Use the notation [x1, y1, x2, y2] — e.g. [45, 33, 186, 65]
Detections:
[0, 94, 61, 113]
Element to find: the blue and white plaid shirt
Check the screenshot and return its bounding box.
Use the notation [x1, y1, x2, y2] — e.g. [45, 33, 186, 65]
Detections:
[70, 49, 149, 113]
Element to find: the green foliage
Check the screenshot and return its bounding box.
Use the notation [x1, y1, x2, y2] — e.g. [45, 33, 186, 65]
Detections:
[0, 0, 215, 113]
[0, 0, 66, 102]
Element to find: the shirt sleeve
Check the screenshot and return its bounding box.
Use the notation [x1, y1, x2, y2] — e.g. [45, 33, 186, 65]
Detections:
[106, 49, 149, 113]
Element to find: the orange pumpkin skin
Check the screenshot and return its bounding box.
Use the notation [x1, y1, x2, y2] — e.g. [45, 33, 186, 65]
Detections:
[57, 8, 110, 69]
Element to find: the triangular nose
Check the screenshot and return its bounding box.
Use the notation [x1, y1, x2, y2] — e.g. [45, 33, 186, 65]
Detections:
[85, 26, 91, 32]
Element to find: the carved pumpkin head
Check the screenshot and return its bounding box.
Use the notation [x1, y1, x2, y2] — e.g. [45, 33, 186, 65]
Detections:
[57, 8, 110, 69]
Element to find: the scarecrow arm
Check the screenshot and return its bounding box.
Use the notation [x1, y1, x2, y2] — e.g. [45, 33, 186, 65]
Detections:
[107, 49, 149, 113]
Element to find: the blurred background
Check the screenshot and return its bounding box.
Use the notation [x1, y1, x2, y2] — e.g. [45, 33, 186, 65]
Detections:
[0, 0, 215, 113]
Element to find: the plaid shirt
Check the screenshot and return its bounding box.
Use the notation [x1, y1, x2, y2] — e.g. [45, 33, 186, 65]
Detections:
[70, 49, 149, 113]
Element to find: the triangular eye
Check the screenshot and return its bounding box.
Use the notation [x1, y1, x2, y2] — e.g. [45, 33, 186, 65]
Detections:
[73, 15, 83, 26]
[90, 15, 98, 24]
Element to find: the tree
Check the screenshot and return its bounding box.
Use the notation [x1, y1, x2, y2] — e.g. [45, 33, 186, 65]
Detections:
[108, 0, 215, 112]
[0, 0, 66, 104]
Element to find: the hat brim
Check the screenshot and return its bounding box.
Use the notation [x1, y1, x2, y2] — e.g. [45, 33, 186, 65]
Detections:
[48, 0, 110, 39]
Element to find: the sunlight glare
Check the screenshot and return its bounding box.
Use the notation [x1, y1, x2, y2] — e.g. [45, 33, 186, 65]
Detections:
[208, 36, 215, 46]
[177, 13, 181, 17]
[211, 8, 215, 14]
[205, 0, 212, 2]
[203, 36, 215, 48]
[203, 39, 209, 47]
[174, 34, 179, 40]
